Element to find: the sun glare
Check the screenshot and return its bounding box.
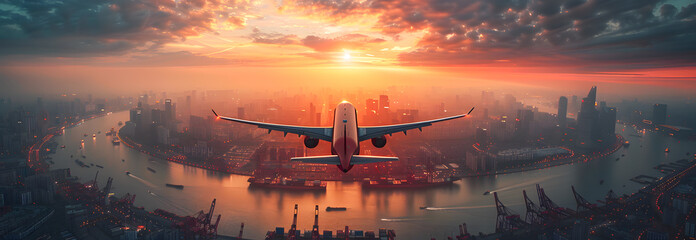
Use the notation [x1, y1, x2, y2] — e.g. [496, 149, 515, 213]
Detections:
[343, 51, 351, 61]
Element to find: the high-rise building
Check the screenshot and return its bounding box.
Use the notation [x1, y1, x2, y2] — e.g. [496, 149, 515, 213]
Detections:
[378, 95, 390, 123]
[576, 86, 617, 148]
[577, 87, 597, 146]
[164, 99, 173, 123]
[515, 109, 534, 140]
[309, 103, 316, 125]
[653, 104, 667, 125]
[599, 106, 617, 140]
[237, 107, 245, 119]
[365, 98, 378, 124]
[558, 96, 568, 128]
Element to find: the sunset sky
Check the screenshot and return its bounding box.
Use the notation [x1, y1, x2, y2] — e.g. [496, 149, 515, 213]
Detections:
[1, 0, 695, 95]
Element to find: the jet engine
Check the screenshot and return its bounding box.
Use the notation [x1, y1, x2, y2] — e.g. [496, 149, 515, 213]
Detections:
[371, 135, 387, 148]
[303, 136, 320, 148]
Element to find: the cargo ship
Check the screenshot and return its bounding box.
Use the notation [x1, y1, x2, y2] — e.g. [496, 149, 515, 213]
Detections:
[248, 177, 327, 190]
[326, 207, 347, 211]
[75, 159, 88, 168]
[166, 184, 184, 189]
[112, 139, 121, 145]
[106, 128, 117, 136]
[147, 167, 157, 173]
[361, 177, 461, 188]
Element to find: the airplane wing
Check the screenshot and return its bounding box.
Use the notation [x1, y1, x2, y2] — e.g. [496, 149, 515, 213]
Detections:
[212, 109, 333, 142]
[357, 107, 474, 141]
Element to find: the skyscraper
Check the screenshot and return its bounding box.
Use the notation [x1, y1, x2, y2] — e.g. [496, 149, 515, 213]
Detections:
[378, 95, 390, 123]
[576, 86, 617, 149]
[571, 95, 578, 115]
[308, 103, 316, 125]
[577, 86, 597, 147]
[653, 104, 667, 125]
[237, 107, 245, 119]
[164, 99, 173, 123]
[558, 96, 568, 128]
[365, 98, 378, 124]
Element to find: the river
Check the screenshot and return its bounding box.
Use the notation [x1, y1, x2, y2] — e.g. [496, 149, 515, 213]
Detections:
[48, 111, 696, 239]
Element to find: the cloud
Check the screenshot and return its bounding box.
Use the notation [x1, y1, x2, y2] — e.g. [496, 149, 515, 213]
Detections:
[0, 0, 249, 57]
[283, 0, 696, 69]
[250, 29, 386, 52]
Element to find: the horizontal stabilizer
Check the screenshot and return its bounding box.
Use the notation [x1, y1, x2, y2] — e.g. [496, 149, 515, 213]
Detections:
[291, 155, 341, 165]
[351, 155, 399, 164]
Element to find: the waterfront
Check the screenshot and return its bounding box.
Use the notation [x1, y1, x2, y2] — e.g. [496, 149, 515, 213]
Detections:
[48, 111, 696, 239]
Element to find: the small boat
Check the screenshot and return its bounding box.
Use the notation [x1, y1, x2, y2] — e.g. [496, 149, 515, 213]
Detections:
[80, 139, 84, 143]
[92, 134, 96, 138]
[84, 134, 88, 137]
[419, 206, 428, 210]
[61, 145, 66, 148]
[81, 155, 86, 158]
[326, 207, 347, 211]
[621, 154, 625, 157]
[147, 167, 156, 173]
[97, 131, 101, 134]
[483, 191, 491, 195]
[125, 171, 131, 175]
[95, 165, 104, 168]
[166, 184, 184, 189]
[665, 148, 670, 153]
[122, 159, 125, 162]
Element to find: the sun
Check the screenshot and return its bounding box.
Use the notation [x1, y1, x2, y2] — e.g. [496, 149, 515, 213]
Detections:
[343, 51, 351, 61]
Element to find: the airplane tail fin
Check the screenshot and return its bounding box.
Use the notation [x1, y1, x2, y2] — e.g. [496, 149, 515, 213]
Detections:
[291, 155, 341, 165]
[351, 155, 399, 164]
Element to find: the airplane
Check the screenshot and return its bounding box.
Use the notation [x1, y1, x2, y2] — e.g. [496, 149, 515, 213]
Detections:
[212, 101, 474, 173]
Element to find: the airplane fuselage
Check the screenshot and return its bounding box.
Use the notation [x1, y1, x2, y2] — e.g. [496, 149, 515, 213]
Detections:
[332, 101, 359, 172]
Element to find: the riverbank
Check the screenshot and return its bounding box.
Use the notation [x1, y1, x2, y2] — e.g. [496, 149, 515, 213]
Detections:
[27, 111, 113, 172]
[117, 127, 254, 176]
[457, 134, 625, 178]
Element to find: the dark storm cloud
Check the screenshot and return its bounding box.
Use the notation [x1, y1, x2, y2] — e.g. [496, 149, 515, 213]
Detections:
[0, 0, 248, 57]
[284, 0, 696, 69]
[250, 29, 386, 52]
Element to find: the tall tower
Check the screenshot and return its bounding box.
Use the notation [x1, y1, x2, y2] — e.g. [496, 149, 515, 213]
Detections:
[164, 99, 173, 122]
[652, 104, 667, 125]
[558, 96, 568, 128]
[378, 95, 390, 124]
[577, 86, 598, 148]
[309, 103, 316, 125]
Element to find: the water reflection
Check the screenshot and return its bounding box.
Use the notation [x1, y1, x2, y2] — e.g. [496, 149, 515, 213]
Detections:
[49, 111, 696, 239]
